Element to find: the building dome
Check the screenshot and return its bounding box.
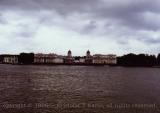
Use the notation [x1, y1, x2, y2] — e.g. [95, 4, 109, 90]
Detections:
[68, 50, 71, 54]
[68, 50, 72, 57]
[87, 50, 90, 54]
[86, 50, 91, 57]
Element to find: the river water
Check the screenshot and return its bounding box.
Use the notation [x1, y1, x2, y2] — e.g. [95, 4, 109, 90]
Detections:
[0, 64, 160, 113]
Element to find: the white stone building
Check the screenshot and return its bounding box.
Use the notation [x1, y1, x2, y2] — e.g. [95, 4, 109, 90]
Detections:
[34, 53, 63, 64]
[3, 55, 19, 64]
[93, 54, 117, 64]
[79, 58, 85, 63]
[74, 57, 85, 63]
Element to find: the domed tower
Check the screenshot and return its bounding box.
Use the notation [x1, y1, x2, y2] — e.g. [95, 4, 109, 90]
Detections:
[86, 50, 90, 57]
[85, 50, 93, 64]
[65, 50, 73, 64]
[67, 50, 72, 57]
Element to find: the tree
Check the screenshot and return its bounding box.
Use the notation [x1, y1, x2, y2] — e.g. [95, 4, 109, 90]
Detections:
[157, 53, 160, 66]
[117, 53, 156, 67]
[19, 53, 34, 64]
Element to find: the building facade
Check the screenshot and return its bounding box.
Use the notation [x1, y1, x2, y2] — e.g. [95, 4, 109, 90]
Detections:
[3, 55, 19, 64]
[74, 57, 85, 64]
[79, 57, 85, 63]
[34, 53, 63, 64]
[93, 54, 117, 64]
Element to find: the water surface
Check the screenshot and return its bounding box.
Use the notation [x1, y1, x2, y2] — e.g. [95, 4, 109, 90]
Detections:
[0, 64, 160, 113]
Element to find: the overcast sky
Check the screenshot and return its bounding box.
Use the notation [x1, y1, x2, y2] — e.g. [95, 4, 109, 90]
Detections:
[0, 0, 160, 56]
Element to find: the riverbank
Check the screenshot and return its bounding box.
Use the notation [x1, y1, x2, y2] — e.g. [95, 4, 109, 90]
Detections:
[1, 63, 160, 68]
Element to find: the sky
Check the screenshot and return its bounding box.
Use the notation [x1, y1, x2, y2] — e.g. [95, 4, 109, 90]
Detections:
[0, 0, 160, 56]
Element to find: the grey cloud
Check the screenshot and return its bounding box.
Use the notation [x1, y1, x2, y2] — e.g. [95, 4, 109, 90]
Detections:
[95, 0, 160, 31]
[6, 23, 38, 39]
[0, 0, 160, 55]
[145, 38, 160, 44]
[15, 24, 37, 38]
[1, 0, 160, 31]
[138, 36, 160, 44]
[80, 20, 97, 34]
[0, 13, 7, 24]
[0, 0, 99, 13]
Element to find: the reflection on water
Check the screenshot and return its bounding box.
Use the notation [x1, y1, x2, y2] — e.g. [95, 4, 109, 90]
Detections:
[0, 64, 160, 113]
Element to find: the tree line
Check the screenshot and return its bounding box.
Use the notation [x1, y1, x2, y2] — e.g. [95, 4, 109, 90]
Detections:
[117, 53, 160, 67]
[18, 53, 34, 64]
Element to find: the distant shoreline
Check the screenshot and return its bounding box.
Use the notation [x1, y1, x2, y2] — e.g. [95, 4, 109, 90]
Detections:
[1, 63, 160, 68]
